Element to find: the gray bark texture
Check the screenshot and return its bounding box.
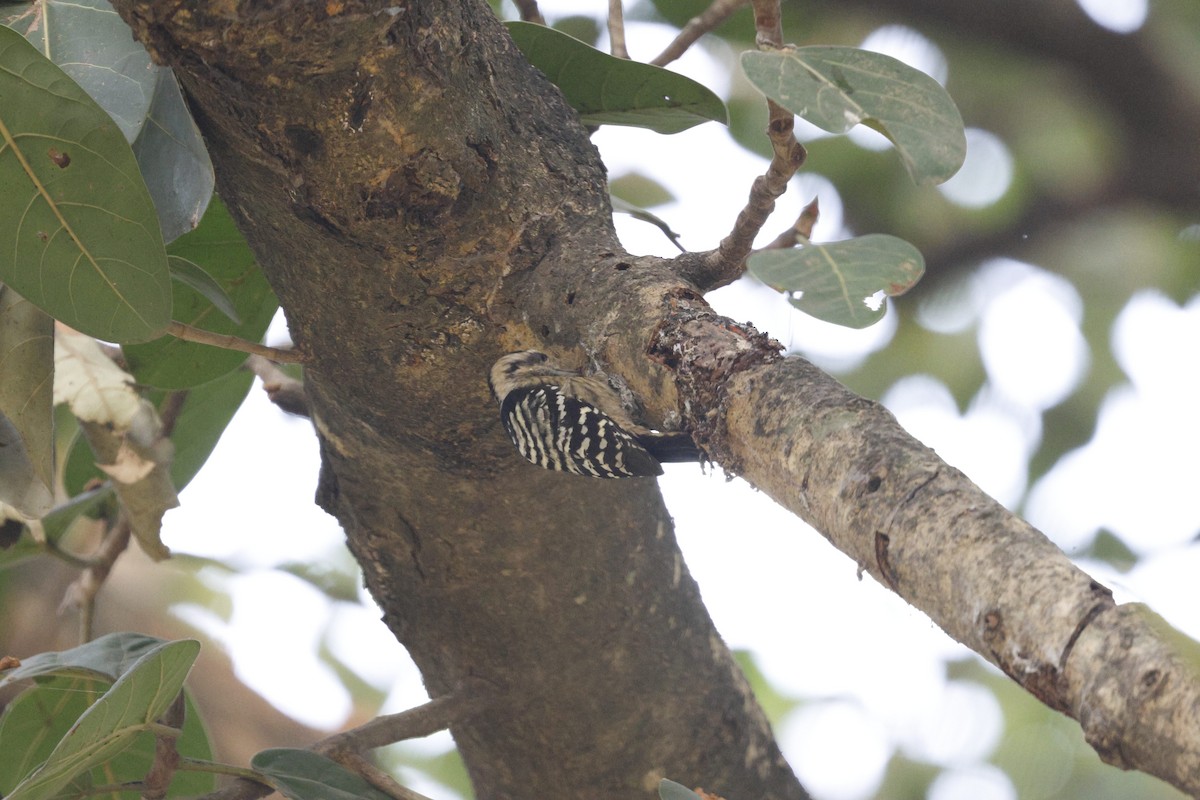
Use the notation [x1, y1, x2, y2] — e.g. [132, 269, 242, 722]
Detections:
[109, 1, 1200, 798]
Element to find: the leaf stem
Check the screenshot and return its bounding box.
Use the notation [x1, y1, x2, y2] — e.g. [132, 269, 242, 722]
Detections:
[177, 758, 267, 781]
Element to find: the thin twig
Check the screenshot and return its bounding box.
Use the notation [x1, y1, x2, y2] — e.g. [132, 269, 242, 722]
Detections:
[177, 760, 266, 782]
[166, 321, 304, 364]
[608, 0, 629, 58]
[336, 753, 434, 800]
[312, 688, 489, 800]
[142, 693, 186, 800]
[512, 0, 544, 24]
[246, 355, 309, 417]
[762, 196, 820, 250]
[186, 686, 490, 800]
[59, 515, 132, 643]
[671, 0, 804, 291]
[650, 0, 750, 67]
[314, 684, 489, 755]
[751, 0, 784, 48]
[194, 777, 274, 800]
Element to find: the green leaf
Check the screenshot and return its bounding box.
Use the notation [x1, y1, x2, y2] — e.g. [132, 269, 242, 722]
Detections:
[747, 234, 925, 329]
[610, 172, 676, 209]
[2, 0, 156, 143]
[0, 631, 169, 687]
[659, 779, 704, 800]
[0, 675, 215, 800]
[0, 676, 106, 796]
[165, 367, 255, 490]
[3, 638, 199, 800]
[741, 46, 965, 185]
[169, 255, 240, 324]
[251, 749, 395, 800]
[40, 484, 113, 538]
[0, 25, 171, 343]
[62, 422, 104, 498]
[0, 285, 54, 517]
[133, 69, 214, 243]
[505, 21, 727, 133]
[123, 196, 279, 389]
[2, 3, 216, 243]
[0, 486, 116, 571]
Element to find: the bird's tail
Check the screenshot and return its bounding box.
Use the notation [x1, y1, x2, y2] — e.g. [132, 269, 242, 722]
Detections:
[638, 431, 704, 463]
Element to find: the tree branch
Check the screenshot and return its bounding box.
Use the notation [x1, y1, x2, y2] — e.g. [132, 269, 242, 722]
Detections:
[313, 683, 489, 756]
[650, 0, 750, 67]
[650, 311, 1200, 797]
[142, 693, 186, 800]
[762, 197, 819, 251]
[672, 0, 806, 290]
[58, 516, 131, 643]
[607, 0, 629, 59]
[245, 355, 309, 417]
[166, 321, 303, 364]
[512, 0, 544, 25]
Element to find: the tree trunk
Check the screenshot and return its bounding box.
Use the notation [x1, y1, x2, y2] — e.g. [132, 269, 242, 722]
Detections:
[110, 1, 1200, 797]
[111, 2, 807, 798]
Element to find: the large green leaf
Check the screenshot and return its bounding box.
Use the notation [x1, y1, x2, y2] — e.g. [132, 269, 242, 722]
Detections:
[741, 46, 965, 185]
[1, 0, 155, 142]
[506, 21, 727, 133]
[123, 196, 279, 389]
[3, 638, 199, 800]
[0, 676, 215, 800]
[747, 234, 925, 328]
[0, 24, 171, 343]
[0, 632, 169, 687]
[132, 69, 214, 243]
[2, 2, 215, 243]
[0, 676, 106, 796]
[168, 255, 241, 324]
[251, 749, 395, 800]
[0, 285, 54, 517]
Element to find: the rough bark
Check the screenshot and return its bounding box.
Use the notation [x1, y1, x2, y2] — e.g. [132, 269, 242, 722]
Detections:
[111, 2, 804, 799]
[110, 1, 1200, 798]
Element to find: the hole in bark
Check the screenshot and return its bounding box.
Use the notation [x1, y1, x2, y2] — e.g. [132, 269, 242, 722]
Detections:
[285, 125, 324, 156]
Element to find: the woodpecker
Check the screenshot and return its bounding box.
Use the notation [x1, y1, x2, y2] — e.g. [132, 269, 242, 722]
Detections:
[488, 350, 700, 478]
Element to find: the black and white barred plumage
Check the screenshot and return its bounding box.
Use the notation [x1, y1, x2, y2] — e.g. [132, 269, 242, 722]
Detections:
[489, 351, 699, 478]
